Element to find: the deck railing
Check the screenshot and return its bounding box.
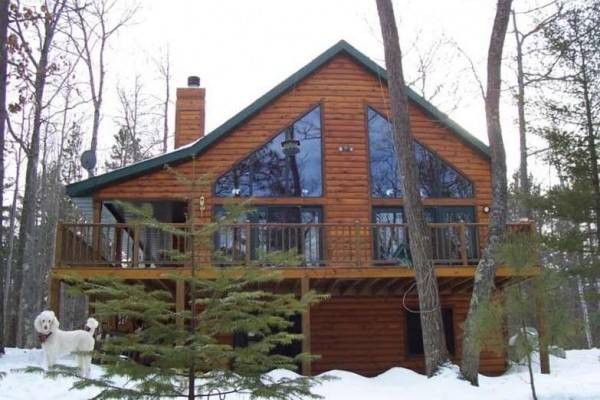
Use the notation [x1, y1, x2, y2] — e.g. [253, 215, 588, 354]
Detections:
[54, 221, 533, 269]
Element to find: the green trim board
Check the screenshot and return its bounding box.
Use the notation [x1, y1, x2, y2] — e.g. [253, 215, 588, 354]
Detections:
[66, 40, 490, 198]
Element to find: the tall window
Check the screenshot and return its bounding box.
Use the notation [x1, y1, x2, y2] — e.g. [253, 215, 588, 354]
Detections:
[368, 107, 474, 198]
[215, 106, 322, 197]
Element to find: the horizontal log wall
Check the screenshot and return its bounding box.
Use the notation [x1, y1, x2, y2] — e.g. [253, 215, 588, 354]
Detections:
[310, 295, 506, 377]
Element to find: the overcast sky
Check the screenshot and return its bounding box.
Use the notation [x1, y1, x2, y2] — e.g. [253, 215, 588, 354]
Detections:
[102, 0, 551, 180]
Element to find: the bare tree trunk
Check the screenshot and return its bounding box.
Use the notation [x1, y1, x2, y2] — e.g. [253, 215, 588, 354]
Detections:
[4, 123, 24, 347]
[158, 48, 171, 153]
[0, 0, 9, 354]
[67, 0, 138, 177]
[376, 0, 449, 377]
[14, 0, 67, 348]
[512, 10, 531, 220]
[460, 0, 512, 386]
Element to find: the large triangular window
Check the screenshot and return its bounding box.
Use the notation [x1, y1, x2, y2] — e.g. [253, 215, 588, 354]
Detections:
[215, 106, 322, 197]
[368, 107, 474, 198]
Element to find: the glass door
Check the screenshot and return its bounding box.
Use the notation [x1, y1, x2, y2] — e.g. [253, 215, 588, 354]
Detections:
[372, 207, 408, 264]
[253, 206, 322, 266]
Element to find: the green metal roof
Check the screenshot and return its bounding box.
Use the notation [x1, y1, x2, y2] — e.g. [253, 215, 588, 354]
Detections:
[66, 40, 490, 198]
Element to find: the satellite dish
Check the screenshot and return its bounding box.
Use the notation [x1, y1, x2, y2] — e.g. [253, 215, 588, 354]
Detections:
[80, 150, 97, 171]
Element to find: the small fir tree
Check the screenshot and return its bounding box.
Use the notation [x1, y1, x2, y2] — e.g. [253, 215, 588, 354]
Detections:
[40, 163, 328, 399]
[467, 232, 575, 400]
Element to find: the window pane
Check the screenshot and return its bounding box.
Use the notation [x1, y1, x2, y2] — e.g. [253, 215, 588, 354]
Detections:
[215, 106, 322, 197]
[368, 107, 474, 198]
[368, 108, 402, 198]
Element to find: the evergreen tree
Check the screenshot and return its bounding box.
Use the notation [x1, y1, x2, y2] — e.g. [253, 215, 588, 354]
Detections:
[104, 126, 143, 171]
[39, 163, 328, 399]
[469, 233, 575, 400]
[528, 0, 600, 347]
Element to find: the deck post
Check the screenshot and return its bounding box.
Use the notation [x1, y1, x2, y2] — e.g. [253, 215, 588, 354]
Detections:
[176, 279, 185, 330]
[92, 200, 102, 260]
[132, 226, 140, 267]
[460, 222, 468, 265]
[114, 225, 123, 266]
[49, 277, 61, 318]
[54, 222, 64, 267]
[301, 277, 312, 376]
[245, 220, 251, 267]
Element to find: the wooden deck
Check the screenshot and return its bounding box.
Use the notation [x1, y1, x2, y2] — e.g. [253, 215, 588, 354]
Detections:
[50, 220, 539, 377]
[53, 221, 536, 270]
[50, 220, 540, 300]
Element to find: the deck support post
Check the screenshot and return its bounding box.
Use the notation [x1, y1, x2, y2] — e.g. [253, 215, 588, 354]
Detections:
[537, 297, 550, 374]
[245, 220, 251, 267]
[176, 279, 185, 331]
[49, 277, 61, 318]
[301, 277, 312, 376]
[132, 227, 140, 267]
[460, 223, 468, 265]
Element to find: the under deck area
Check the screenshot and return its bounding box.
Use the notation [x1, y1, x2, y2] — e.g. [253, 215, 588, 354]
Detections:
[50, 220, 540, 376]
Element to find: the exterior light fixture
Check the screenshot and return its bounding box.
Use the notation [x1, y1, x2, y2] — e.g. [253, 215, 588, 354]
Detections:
[483, 206, 491, 213]
[338, 144, 354, 152]
[281, 139, 300, 156]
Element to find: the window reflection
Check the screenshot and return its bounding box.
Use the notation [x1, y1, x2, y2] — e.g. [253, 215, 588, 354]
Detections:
[215, 106, 322, 197]
[373, 208, 406, 262]
[368, 108, 474, 198]
[213, 206, 322, 266]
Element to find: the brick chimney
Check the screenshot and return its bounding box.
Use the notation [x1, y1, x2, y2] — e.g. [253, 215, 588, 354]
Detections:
[174, 76, 206, 149]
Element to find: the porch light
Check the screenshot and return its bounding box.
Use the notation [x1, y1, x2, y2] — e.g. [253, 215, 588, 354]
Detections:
[281, 139, 300, 156]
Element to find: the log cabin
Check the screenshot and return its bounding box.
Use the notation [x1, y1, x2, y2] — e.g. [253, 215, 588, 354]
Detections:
[51, 40, 540, 377]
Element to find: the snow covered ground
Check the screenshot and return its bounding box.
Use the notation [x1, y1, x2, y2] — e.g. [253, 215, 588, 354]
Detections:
[0, 347, 598, 399]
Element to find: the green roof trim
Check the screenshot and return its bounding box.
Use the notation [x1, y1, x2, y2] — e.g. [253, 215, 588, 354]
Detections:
[66, 40, 490, 198]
